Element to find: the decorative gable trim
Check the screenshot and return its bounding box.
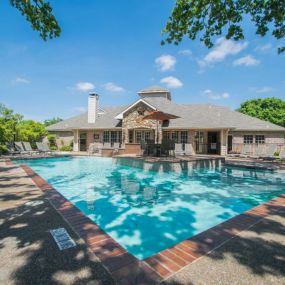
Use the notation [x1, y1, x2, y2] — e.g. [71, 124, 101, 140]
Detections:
[114, 99, 157, 119]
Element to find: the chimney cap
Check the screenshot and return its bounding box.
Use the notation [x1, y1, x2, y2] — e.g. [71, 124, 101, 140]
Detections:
[89, 92, 99, 97]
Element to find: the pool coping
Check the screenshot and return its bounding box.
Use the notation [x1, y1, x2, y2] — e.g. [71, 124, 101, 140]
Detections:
[11, 160, 285, 284]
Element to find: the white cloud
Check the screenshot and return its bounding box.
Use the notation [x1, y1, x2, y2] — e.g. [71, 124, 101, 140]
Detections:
[179, 49, 192, 56]
[76, 82, 95, 91]
[155, 54, 176, 71]
[199, 38, 248, 66]
[255, 86, 275, 93]
[104, 82, 125, 92]
[12, 77, 30, 84]
[75, 106, 86, 113]
[255, 43, 272, 52]
[233, 55, 260, 66]
[160, 76, 183, 89]
[202, 89, 230, 100]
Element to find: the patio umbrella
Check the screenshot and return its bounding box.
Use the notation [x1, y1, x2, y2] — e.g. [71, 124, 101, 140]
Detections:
[142, 110, 180, 143]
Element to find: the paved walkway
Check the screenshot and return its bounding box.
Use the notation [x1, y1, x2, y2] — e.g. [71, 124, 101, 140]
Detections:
[1, 161, 285, 284]
[0, 162, 114, 285]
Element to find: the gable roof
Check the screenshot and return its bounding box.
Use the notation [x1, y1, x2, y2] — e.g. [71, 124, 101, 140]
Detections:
[47, 97, 285, 132]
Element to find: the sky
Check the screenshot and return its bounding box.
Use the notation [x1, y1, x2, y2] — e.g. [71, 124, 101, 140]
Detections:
[0, 0, 284, 121]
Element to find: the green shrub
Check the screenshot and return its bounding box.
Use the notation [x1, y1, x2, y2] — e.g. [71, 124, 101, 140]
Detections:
[0, 144, 8, 155]
[47, 134, 57, 150]
[49, 145, 58, 151]
[59, 145, 72, 151]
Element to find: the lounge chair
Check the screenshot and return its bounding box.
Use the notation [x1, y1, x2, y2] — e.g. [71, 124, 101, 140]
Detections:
[185, 143, 195, 156]
[22, 142, 39, 155]
[14, 142, 30, 155]
[6, 144, 20, 156]
[36, 142, 50, 155]
[174, 143, 184, 156]
[42, 142, 56, 154]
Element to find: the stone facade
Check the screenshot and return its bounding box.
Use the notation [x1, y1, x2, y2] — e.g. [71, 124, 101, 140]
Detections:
[122, 102, 160, 143]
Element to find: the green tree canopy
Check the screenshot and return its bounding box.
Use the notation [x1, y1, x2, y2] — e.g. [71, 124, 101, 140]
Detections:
[237, 97, 285, 127]
[10, 0, 61, 40]
[162, 0, 285, 53]
[44, 117, 63, 127]
[0, 104, 23, 143]
[17, 120, 47, 142]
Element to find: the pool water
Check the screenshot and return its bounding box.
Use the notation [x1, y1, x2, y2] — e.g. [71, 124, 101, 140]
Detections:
[16, 156, 285, 259]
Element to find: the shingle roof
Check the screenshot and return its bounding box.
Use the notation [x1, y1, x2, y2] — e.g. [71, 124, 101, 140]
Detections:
[138, 86, 170, 94]
[46, 105, 126, 131]
[47, 97, 285, 132]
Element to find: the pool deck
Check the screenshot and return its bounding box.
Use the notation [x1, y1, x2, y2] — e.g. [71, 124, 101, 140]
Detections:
[1, 159, 285, 284]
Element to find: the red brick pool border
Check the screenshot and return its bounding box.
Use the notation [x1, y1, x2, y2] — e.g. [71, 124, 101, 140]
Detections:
[19, 162, 285, 284]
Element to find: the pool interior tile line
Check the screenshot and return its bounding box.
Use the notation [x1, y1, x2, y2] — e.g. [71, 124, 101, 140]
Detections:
[17, 161, 285, 284]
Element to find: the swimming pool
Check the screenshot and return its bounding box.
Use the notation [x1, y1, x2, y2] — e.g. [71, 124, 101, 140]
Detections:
[17, 156, 285, 260]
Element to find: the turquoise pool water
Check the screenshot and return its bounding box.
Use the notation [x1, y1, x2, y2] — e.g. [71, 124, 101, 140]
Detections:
[16, 157, 285, 259]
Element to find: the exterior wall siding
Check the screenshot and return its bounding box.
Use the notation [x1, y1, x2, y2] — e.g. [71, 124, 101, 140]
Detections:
[230, 131, 285, 145]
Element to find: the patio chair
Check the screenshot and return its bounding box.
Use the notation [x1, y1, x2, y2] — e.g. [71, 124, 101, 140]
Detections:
[113, 142, 120, 155]
[14, 142, 30, 155]
[103, 142, 111, 149]
[240, 144, 252, 158]
[22, 142, 40, 155]
[185, 143, 195, 156]
[88, 143, 95, 155]
[279, 146, 285, 160]
[251, 144, 266, 159]
[174, 143, 184, 156]
[263, 144, 278, 161]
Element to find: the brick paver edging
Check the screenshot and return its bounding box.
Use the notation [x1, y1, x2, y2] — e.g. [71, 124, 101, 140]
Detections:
[18, 162, 285, 284]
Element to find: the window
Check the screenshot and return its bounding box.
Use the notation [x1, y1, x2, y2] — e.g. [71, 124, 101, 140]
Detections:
[171, 131, 179, 143]
[111, 131, 117, 146]
[244, 135, 253, 144]
[135, 131, 142, 143]
[129, 130, 133, 143]
[163, 131, 170, 140]
[180, 131, 188, 144]
[103, 131, 110, 143]
[255, 135, 265, 144]
[144, 131, 151, 142]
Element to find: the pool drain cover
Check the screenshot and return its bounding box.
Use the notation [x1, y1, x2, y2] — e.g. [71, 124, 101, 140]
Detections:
[50, 228, 76, 250]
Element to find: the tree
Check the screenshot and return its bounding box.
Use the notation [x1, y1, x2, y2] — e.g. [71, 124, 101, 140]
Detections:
[0, 104, 23, 143]
[237, 97, 285, 127]
[17, 120, 47, 142]
[162, 0, 285, 53]
[10, 0, 61, 40]
[44, 117, 63, 127]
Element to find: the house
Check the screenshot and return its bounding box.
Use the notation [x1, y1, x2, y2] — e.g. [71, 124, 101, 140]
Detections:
[47, 86, 285, 156]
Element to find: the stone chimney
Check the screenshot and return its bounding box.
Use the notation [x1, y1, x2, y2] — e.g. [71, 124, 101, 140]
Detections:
[88, 93, 99, 123]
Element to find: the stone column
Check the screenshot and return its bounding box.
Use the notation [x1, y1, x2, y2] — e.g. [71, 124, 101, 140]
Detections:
[73, 129, 79, 151]
[220, 129, 228, 156]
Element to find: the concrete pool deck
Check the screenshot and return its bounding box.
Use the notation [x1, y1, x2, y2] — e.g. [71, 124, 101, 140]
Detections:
[1, 160, 285, 284]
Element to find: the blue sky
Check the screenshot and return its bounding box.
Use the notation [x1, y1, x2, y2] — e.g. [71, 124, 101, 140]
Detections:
[0, 0, 284, 121]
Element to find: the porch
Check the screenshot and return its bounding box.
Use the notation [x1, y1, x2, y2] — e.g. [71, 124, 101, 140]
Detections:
[72, 128, 229, 156]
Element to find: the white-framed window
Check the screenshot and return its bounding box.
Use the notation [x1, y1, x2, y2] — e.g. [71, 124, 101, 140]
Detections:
[135, 131, 142, 143]
[180, 131, 188, 144]
[244, 135, 253, 144]
[103, 131, 110, 143]
[255, 135, 265, 144]
[171, 131, 179, 143]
